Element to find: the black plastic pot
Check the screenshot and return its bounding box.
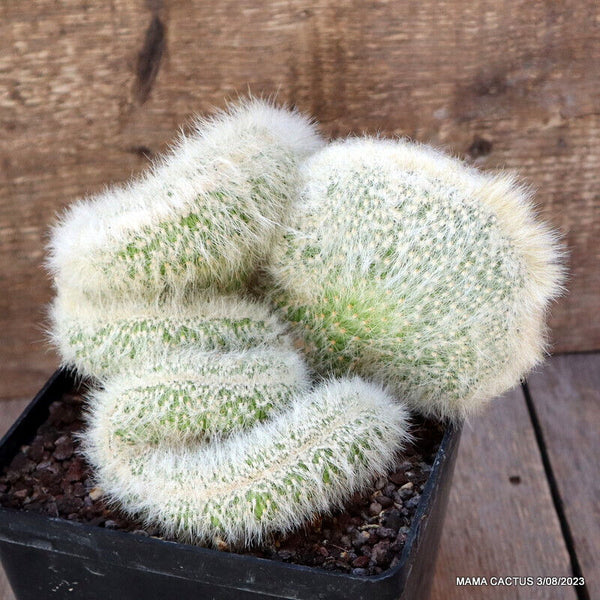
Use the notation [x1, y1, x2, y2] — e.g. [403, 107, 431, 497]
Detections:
[0, 369, 461, 600]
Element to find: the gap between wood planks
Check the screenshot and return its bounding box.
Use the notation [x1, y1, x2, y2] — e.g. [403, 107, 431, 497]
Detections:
[525, 353, 600, 600]
[431, 354, 598, 599]
[523, 380, 590, 600]
[430, 385, 576, 600]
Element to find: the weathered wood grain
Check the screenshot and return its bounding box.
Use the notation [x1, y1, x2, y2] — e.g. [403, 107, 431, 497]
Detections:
[526, 354, 600, 599]
[0, 398, 29, 600]
[430, 387, 577, 600]
[1, 0, 599, 400]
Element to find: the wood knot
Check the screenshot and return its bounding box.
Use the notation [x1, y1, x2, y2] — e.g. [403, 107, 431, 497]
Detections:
[135, 15, 166, 105]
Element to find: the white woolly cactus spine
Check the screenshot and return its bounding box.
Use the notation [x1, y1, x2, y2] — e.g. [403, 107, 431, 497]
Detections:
[48, 101, 411, 546]
[100, 347, 311, 445]
[84, 377, 409, 545]
[77, 305, 409, 545]
[51, 291, 292, 379]
[47, 98, 324, 302]
[268, 138, 564, 421]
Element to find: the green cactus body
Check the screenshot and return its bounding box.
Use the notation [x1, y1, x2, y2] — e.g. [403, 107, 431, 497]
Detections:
[85, 377, 409, 544]
[268, 138, 564, 420]
[52, 293, 290, 378]
[48, 102, 410, 547]
[103, 348, 311, 444]
[78, 298, 409, 545]
[103, 172, 293, 299]
[47, 101, 324, 303]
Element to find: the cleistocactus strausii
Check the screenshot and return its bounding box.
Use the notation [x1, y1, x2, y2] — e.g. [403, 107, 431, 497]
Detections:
[48, 101, 411, 546]
[268, 138, 565, 421]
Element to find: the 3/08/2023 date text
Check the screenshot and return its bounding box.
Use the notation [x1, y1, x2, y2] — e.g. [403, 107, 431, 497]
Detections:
[456, 576, 585, 587]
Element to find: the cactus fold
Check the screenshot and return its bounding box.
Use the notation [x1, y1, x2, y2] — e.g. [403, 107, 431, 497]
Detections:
[85, 376, 409, 544]
[51, 292, 291, 378]
[268, 138, 564, 421]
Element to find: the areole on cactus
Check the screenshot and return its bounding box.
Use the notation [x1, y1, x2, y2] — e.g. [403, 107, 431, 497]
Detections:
[47, 100, 411, 546]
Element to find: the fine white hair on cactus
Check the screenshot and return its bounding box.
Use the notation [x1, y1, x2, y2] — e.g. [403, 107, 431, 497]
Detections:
[82, 376, 410, 545]
[50, 291, 292, 378]
[268, 137, 565, 421]
[48, 100, 411, 547]
[46, 98, 324, 303]
[89, 347, 312, 445]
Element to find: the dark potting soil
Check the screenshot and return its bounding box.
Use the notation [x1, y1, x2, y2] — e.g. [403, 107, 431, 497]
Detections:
[0, 385, 444, 576]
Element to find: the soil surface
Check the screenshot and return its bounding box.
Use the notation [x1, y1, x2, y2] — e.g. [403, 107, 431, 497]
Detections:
[0, 386, 444, 576]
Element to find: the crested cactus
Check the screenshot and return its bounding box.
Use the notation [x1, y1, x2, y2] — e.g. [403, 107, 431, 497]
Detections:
[74, 296, 409, 545]
[99, 347, 311, 445]
[51, 291, 293, 378]
[47, 98, 324, 303]
[85, 376, 409, 544]
[268, 138, 564, 421]
[48, 101, 411, 546]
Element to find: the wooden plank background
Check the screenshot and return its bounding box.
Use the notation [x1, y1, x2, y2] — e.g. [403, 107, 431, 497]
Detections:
[526, 355, 600, 598]
[430, 387, 577, 600]
[1, 0, 599, 401]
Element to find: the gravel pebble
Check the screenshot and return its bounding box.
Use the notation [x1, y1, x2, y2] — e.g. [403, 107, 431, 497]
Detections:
[389, 471, 409, 486]
[89, 487, 104, 501]
[371, 541, 391, 566]
[104, 520, 119, 529]
[13, 488, 28, 500]
[383, 509, 403, 530]
[9, 453, 35, 474]
[133, 529, 149, 537]
[54, 438, 74, 461]
[374, 477, 387, 491]
[352, 530, 371, 549]
[378, 495, 394, 508]
[383, 483, 397, 497]
[369, 501, 382, 516]
[352, 555, 370, 568]
[56, 495, 83, 514]
[65, 459, 85, 482]
[376, 527, 396, 540]
[29, 440, 45, 462]
[405, 495, 421, 510]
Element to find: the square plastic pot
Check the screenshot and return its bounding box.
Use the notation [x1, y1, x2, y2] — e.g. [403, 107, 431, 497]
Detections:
[0, 369, 461, 600]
